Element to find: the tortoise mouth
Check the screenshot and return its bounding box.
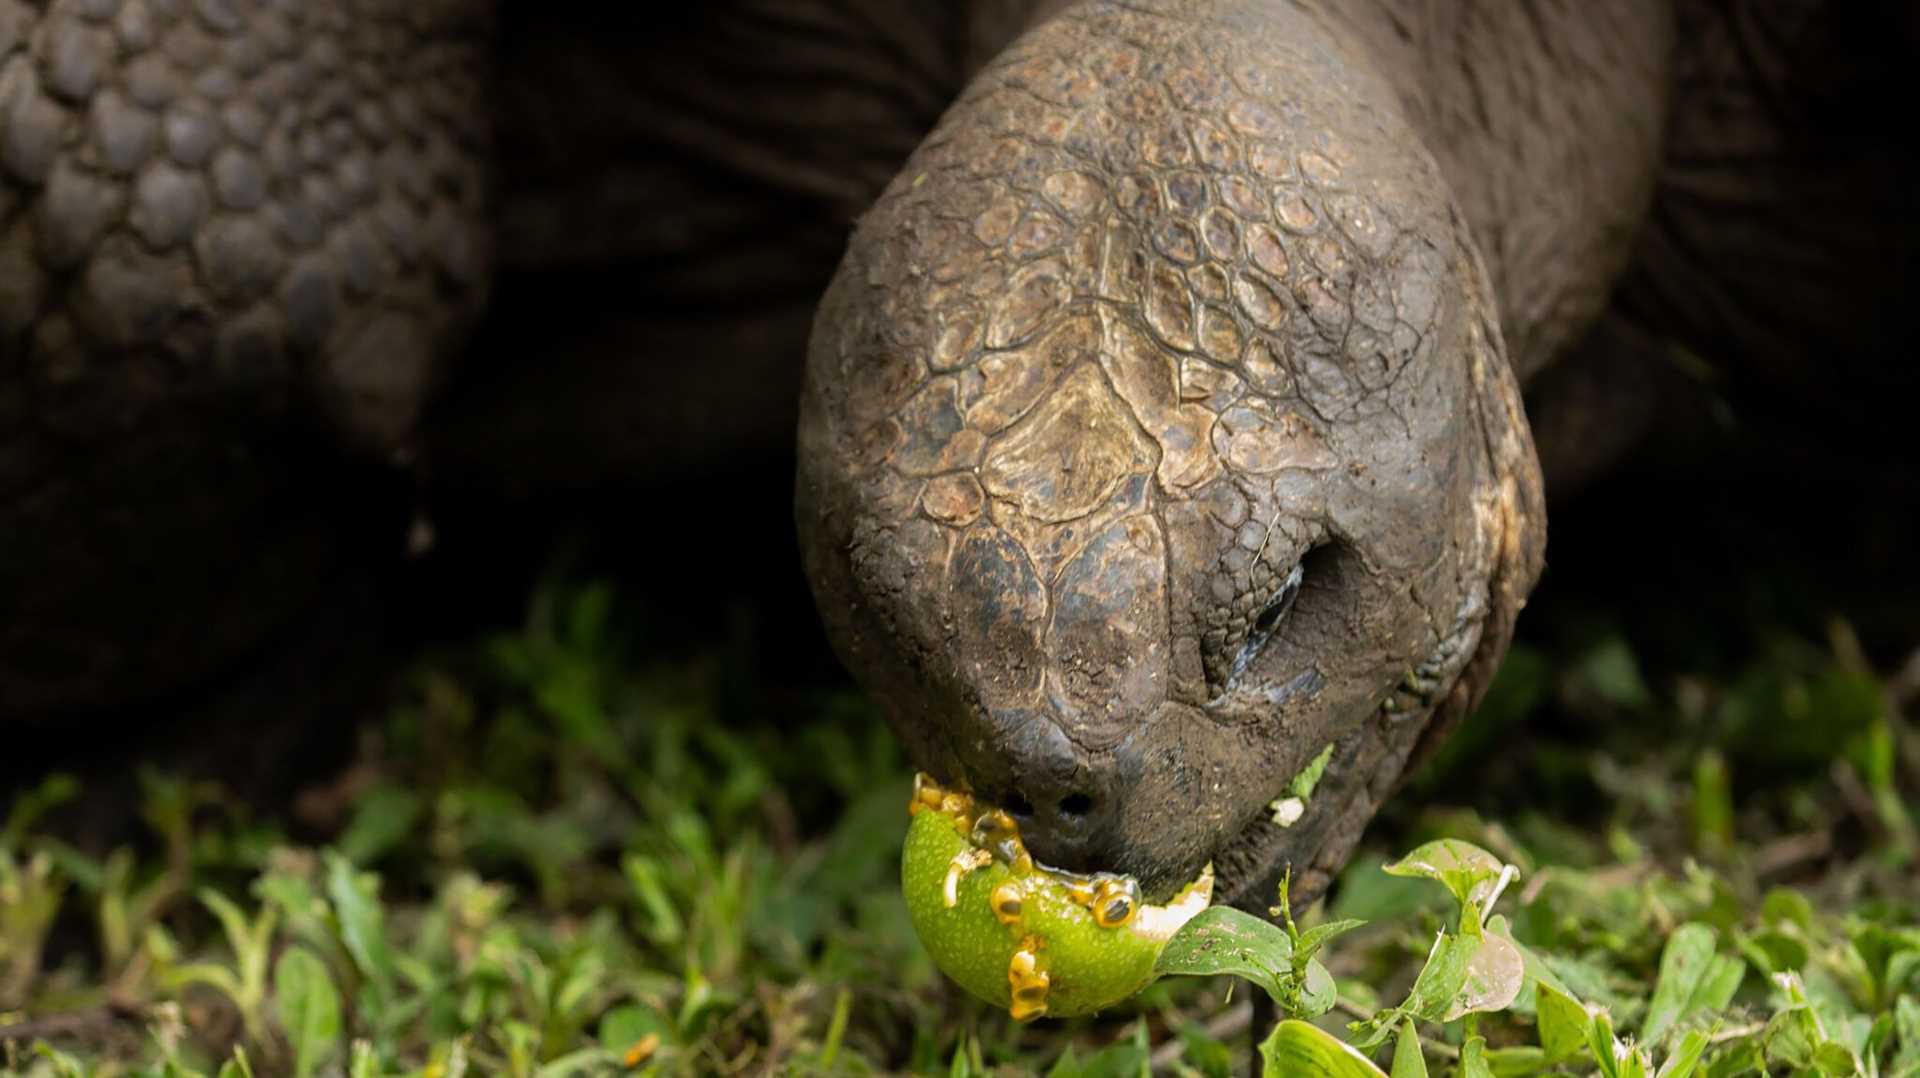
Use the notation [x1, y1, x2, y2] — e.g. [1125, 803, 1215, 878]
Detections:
[1161, 737, 1358, 911]
[909, 772, 1215, 927]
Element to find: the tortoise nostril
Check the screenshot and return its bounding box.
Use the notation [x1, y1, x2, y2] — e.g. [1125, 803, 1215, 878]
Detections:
[1005, 791, 1035, 817]
[1057, 792, 1094, 818]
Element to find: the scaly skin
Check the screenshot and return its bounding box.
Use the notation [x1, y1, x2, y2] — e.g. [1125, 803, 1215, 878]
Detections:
[0, 0, 490, 716]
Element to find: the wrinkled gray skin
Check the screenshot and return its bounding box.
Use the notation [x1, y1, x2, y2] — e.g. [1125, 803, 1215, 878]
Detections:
[3, 1, 1908, 906]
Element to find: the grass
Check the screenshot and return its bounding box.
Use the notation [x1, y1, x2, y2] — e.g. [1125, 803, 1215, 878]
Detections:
[1, 578, 1917, 1076]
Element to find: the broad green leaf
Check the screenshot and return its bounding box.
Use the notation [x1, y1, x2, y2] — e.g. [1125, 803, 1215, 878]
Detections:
[1481, 1047, 1548, 1076]
[1071, 1024, 1150, 1078]
[1740, 928, 1809, 975]
[3, 773, 78, 847]
[1761, 889, 1814, 931]
[1261, 1020, 1387, 1078]
[1763, 975, 1837, 1072]
[1643, 924, 1744, 1044]
[1702, 1041, 1765, 1078]
[1289, 743, 1336, 800]
[336, 784, 422, 866]
[1893, 996, 1920, 1074]
[1395, 932, 1476, 1023]
[1575, 637, 1650, 710]
[1590, 1011, 1631, 1078]
[1655, 1029, 1710, 1078]
[1350, 932, 1478, 1049]
[200, 887, 274, 986]
[1299, 958, 1338, 1017]
[1296, 919, 1369, 961]
[30, 1042, 88, 1078]
[1156, 906, 1293, 1001]
[1459, 1037, 1494, 1078]
[1178, 1021, 1234, 1078]
[1688, 750, 1732, 856]
[536, 1048, 614, 1078]
[1853, 924, 1920, 1008]
[1390, 1020, 1427, 1078]
[1330, 855, 1439, 923]
[1447, 932, 1525, 1020]
[599, 1003, 672, 1057]
[323, 851, 394, 989]
[1487, 914, 1572, 1014]
[1382, 840, 1509, 915]
[274, 947, 342, 1078]
[1811, 1041, 1858, 1076]
[1536, 981, 1593, 1063]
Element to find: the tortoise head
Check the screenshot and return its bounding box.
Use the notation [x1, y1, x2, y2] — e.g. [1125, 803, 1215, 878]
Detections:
[796, 1, 1544, 906]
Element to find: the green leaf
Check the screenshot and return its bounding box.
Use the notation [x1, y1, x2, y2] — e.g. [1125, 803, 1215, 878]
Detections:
[1485, 914, 1572, 1015]
[1459, 1037, 1494, 1078]
[1382, 840, 1510, 920]
[1536, 981, 1593, 1063]
[1852, 923, 1920, 1008]
[1893, 996, 1920, 1074]
[1289, 743, 1337, 800]
[1297, 919, 1369, 962]
[1448, 932, 1525, 1020]
[1482, 1047, 1548, 1075]
[1643, 924, 1744, 1044]
[1178, 1021, 1234, 1078]
[1655, 1029, 1710, 1078]
[1688, 750, 1732, 856]
[1811, 1040, 1859, 1076]
[1761, 889, 1814, 931]
[1575, 637, 1650, 711]
[30, 1041, 88, 1078]
[1397, 932, 1476, 1022]
[598, 1003, 671, 1056]
[1702, 1041, 1765, 1078]
[200, 888, 274, 988]
[274, 947, 342, 1078]
[1390, 1020, 1427, 1078]
[336, 784, 422, 866]
[323, 851, 394, 990]
[1070, 1025, 1150, 1078]
[1299, 959, 1338, 1018]
[536, 1048, 615, 1077]
[1590, 1010, 1624, 1078]
[3, 773, 79, 847]
[1156, 906, 1293, 1001]
[1350, 932, 1478, 1049]
[1739, 928, 1810, 975]
[1260, 1020, 1388, 1078]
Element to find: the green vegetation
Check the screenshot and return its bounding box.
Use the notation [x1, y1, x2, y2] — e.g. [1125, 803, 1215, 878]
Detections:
[2, 580, 1916, 1075]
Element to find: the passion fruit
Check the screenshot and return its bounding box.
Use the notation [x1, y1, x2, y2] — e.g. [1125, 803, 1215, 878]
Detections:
[901, 774, 1212, 1021]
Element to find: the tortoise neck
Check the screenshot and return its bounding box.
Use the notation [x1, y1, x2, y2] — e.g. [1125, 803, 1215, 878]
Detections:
[1310, 0, 1675, 379]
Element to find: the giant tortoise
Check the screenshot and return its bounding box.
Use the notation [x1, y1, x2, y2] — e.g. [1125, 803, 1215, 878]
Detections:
[2, 0, 1912, 906]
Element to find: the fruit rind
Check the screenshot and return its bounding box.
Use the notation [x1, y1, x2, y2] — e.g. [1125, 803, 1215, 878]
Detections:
[900, 775, 1212, 1019]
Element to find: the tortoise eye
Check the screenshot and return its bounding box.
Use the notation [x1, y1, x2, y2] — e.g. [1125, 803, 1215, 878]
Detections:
[1229, 560, 1304, 684]
[1205, 540, 1357, 702]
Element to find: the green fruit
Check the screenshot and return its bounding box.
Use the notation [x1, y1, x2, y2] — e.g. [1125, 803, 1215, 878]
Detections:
[900, 780, 1211, 1021]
